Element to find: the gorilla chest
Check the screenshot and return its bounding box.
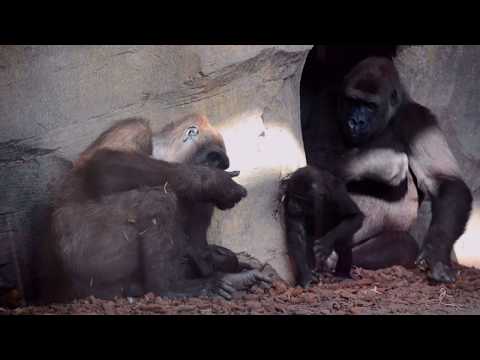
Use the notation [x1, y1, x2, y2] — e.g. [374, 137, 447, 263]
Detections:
[349, 171, 419, 237]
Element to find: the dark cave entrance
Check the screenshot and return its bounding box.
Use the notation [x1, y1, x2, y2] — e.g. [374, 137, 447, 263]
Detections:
[299, 45, 399, 155]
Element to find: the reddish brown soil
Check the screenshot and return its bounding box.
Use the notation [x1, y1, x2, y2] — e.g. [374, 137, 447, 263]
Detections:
[3, 265, 480, 315]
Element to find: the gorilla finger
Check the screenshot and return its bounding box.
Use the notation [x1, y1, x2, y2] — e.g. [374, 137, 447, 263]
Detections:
[216, 200, 236, 210]
[415, 257, 429, 272]
[238, 262, 255, 271]
[313, 243, 330, 254]
[220, 282, 236, 294]
[216, 289, 233, 300]
[254, 272, 272, 284]
[227, 170, 240, 178]
[259, 280, 273, 289]
[235, 186, 248, 198]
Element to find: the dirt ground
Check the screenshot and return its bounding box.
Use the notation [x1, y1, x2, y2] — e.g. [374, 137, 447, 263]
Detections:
[2, 264, 480, 315]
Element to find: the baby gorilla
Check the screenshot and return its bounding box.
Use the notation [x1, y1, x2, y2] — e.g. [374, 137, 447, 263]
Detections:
[282, 166, 364, 287]
[34, 115, 270, 303]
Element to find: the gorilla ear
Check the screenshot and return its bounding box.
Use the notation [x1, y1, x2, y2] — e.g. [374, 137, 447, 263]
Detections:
[310, 182, 320, 196]
[390, 90, 399, 107]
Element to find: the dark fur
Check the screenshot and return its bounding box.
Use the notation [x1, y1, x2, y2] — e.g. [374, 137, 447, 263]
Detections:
[303, 57, 472, 283]
[282, 166, 364, 287]
[33, 116, 270, 303]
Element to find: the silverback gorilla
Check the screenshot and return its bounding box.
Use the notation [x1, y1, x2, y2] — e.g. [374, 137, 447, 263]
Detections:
[34, 114, 270, 303]
[301, 57, 472, 284]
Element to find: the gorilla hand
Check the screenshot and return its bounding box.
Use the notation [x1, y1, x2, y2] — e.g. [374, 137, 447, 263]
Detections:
[415, 246, 457, 284]
[175, 166, 247, 209]
[222, 270, 272, 291]
[384, 152, 409, 186]
[342, 148, 409, 187]
[202, 169, 247, 210]
[313, 237, 335, 271]
[204, 270, 272, 300]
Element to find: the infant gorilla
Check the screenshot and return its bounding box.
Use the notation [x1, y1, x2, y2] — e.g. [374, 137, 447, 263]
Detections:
[282, 166, 364, 287]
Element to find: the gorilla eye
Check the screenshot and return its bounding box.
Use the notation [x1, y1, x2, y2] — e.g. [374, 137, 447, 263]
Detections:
[391, 90, 398, 105]
[183, 126, 199, 142]
[185, 126, 199, 137]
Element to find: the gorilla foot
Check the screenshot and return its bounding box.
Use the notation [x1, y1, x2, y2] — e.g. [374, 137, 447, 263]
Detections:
[209, 278, 237, 300]
[427, 262, 457, 284]
[313, 242, 335, 271]
[333, 269, 352, 279]
[298, 270, 322, 289]
[221, 270, 272, 292]
[415, 252, 457, 284]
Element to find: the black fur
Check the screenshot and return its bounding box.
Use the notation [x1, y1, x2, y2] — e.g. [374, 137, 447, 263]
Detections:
[282, 166, 364, 287]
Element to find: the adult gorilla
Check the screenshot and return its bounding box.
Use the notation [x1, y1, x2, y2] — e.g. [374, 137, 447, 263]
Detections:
[303, 57, 472, 283]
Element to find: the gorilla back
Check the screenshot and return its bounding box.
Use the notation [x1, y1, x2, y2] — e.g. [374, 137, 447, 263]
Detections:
[33, 115, 269, 303]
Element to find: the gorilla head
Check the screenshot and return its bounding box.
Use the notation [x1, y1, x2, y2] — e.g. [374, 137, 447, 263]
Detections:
[337, 57, 405, 146]
[152, 114, 229, 170]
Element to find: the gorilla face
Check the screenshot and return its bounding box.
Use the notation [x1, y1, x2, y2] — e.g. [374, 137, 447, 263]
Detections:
[184, 125, 230, 170]
[338, 96, 382, 146]
[337, 57, 402, 147]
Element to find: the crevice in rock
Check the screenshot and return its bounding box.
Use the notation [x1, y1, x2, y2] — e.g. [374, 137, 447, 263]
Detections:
[0, 138, 59, 167]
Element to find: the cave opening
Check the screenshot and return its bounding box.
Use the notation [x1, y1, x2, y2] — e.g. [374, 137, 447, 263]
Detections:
[300, 45, 399, 159]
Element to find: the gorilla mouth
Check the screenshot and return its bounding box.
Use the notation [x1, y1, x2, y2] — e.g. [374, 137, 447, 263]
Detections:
[343, 124, 370, 146]
[197, 150, 230, 170]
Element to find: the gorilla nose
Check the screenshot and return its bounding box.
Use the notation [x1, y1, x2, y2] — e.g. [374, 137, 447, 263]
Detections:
[206, 151, 230, 170]
[348, 117, 368, 131]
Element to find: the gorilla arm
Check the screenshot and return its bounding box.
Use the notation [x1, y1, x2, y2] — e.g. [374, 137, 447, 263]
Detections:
[394, 103, 473, 283]
[284, 202, 313, 287]
[81, 149, 246, 210]
[313, 186, 364, 276]
[336, 137, 409, 187]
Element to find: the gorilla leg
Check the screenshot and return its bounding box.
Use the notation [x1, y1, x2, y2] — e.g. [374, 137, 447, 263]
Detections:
[140, 225, 268, 300]
[208, 245, 240, 273]
[137, 192, 269, 300]
[333, 244, 353, 277]
[285, 216, 315, 287]
[175, 244, 240, 279]
[416, 178, 472, 282]
[352, 231, 419, 269]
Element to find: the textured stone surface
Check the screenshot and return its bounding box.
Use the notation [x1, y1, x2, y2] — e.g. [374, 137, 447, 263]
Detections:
[0, 45, 312, 293]
[395, 45, 480, 267]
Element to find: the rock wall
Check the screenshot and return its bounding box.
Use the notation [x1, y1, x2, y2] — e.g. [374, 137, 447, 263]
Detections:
[0, 45, 312, 294]
[395, 45, 480, 267]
